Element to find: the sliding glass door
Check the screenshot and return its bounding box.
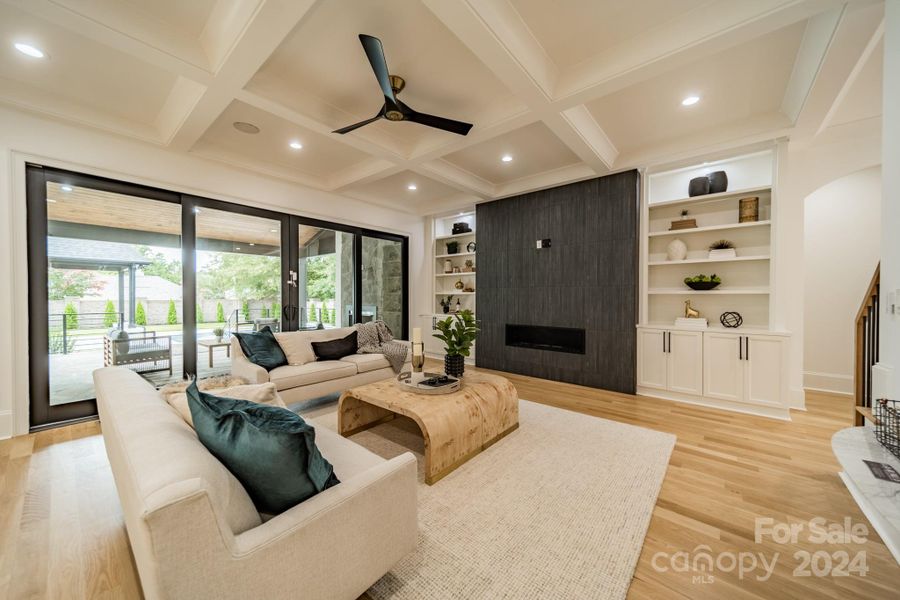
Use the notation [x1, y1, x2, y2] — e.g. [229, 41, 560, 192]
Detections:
[26, 166, 408, 430]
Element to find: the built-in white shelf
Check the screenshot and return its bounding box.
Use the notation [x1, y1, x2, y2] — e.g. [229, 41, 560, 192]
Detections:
[647, 287, 770, 295]
[648, 186, 772, 210]
[436, 272, 476, 277]
[435, 291, 476, 295]
[648, 220, 771, 238]
[648, 255, 770, 266]
[435, 231, 476, 241]
[436, 251, 476, 259]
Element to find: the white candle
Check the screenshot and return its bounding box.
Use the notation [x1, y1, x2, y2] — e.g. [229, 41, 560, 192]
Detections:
[412, 327, 422, 344]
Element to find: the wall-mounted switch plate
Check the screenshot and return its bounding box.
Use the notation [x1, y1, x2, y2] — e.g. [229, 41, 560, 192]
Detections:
[535, 239, 551, 249]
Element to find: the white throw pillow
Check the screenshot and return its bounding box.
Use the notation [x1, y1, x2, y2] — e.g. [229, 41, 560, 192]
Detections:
[165, 382, 286, 427]
[274, 331, 315, 365]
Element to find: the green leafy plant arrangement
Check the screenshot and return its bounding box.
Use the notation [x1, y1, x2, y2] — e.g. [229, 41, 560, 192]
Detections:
[709, 240, 734, 250]
[433, 309, 479, 357]
[212, 327, 225, 339]
[684, 274, 722, 284]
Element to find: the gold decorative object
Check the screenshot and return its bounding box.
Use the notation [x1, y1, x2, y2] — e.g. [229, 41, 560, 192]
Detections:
[463, 286, 475, 293]
[739, 196, 759, 222]
[454, 279, 465, 290]
[684, 300, 700, 319]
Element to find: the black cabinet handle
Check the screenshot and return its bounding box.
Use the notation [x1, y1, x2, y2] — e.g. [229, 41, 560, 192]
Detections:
[739, 336, 743, 360]
[745, 337, 750, 361]
[667, 331, 671, 353]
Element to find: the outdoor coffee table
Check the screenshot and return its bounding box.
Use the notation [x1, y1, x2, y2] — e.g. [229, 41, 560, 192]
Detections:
[338, 372, 519, 484]
[198, 339, 231, 368]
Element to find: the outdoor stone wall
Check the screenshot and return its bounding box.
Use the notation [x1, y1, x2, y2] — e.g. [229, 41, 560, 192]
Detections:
[362, 238, 403, 335]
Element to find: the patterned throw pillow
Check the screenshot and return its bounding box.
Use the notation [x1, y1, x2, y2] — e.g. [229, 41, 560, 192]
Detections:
[356, 321, 380, 352]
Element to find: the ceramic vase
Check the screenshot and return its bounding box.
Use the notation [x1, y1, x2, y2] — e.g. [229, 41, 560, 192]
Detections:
[707, 171, 728, 193]
[667, 238, 688, 261]
[444, 354, 465, 378]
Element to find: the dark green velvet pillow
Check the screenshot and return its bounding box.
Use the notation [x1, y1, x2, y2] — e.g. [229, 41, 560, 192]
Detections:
[186, 381, 340, 514]
[233, 326, 287, 371]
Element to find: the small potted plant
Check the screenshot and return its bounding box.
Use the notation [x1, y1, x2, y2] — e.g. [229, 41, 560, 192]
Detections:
[684, 274, 722, 291]
[708, 240, 736, 259]
[433, 310, 479, 377]
[446, 241, 460, 255]
[212, 326, 225, 342]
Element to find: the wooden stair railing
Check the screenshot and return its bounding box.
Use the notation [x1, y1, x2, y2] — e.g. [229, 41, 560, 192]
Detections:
[855, 263, 880, 426]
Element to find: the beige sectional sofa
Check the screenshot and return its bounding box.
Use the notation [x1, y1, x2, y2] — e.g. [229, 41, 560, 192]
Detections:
[231, 325, 410, 404]
[93, 366, 417, 600]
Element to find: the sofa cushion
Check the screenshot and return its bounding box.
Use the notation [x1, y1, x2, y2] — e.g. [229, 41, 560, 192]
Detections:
[274, 331, 316, 366]
[186, 381, 340, 514]
[315, 426, 386, 481]
[166, 382, 285, 427]
[233, 326, 287, 371]
[339, 353, 391, 374]
[312, 331, 358, 361]
[268, 361, 358, 391]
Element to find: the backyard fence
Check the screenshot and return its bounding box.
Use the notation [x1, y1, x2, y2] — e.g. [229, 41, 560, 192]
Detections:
[49, 311, 124, 354]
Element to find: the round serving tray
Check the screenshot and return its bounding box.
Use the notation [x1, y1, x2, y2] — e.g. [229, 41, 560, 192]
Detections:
[395, 372, 461, 395]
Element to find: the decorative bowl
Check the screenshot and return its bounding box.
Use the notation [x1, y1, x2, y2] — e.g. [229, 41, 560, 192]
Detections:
[686, 281, 721, 291]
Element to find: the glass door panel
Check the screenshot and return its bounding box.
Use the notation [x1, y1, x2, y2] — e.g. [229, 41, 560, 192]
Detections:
[297, 225, 355, 329]
[43, 179, 182, 406]
[361, 235, 405, 336]
[195, 206, 282, 378]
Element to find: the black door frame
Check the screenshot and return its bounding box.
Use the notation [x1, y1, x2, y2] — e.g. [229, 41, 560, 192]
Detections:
[26, 166, 409, 430]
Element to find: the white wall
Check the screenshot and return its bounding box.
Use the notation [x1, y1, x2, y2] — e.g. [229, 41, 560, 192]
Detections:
[877, 1, 900, 401]
[803, 167, 881, 395]
[0, 105, 427, 438]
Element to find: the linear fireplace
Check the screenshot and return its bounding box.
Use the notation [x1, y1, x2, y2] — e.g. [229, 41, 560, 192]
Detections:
[505, 324, 586, 354]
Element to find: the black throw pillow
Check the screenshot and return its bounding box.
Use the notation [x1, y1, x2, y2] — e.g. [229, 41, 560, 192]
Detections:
[311, 331, 358, 361]
[186, 381, 339, 514]
[233, 326, 287, 371]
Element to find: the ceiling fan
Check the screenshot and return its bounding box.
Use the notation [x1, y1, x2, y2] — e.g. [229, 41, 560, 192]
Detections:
[333, 34, 473, 136]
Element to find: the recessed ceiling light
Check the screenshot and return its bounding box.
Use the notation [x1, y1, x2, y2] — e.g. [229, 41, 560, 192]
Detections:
[46, 199, 57, 203]
[681, 95, 700, 106]
[14, 43, 45, 59]
[289, 140, 303, 150]
[501, 155, 513, 163]
[249, 243, 255, 246]
[235, 246, 242, 250]
[233, 121, 260, 134]
[60, 185, 73, 192]
[270, 229, 277, 233]
[407, 183, 417, 191]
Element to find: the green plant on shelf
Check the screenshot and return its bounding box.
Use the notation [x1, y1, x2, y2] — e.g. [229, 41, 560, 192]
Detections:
[709, 240, 735, 250]
[684, 274, 721, 284]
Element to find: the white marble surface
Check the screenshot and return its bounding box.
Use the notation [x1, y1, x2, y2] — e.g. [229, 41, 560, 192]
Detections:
[832, 426, 900, 564]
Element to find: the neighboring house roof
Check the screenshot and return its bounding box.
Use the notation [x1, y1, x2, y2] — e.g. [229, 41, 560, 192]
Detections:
[48, 237, 151, 268]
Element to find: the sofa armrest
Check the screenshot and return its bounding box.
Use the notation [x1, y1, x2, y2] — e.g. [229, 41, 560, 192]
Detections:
[143, 453, 418, 600]
[230, 338, 268, 384]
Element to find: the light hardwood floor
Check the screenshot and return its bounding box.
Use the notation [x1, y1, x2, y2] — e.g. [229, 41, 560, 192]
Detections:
[1, 365, 898, 599]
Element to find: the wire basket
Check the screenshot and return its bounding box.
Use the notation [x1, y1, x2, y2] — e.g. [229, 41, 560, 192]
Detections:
[873, 398, 900, 461]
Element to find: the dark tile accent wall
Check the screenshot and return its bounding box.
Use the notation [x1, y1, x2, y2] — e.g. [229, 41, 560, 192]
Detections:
[475, 170, 640, 393]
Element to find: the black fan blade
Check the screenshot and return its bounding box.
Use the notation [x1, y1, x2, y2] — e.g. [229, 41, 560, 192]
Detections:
[358, 34, 398, 107]
[333, 112, 383, 134]
[405, 109, 473, 136]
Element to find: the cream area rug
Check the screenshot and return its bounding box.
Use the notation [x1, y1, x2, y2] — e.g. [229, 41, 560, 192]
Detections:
[306, 399, 676, 600]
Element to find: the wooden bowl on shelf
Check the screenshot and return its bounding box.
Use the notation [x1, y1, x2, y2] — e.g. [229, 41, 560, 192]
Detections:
[685, 281, 721, 291]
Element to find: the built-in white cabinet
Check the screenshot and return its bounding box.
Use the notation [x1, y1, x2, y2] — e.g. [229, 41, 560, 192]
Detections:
[638, 326, 789, 419]
[637, 328, 703, 396]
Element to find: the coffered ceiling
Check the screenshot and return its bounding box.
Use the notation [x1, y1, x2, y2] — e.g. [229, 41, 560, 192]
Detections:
[0, 0, 885, 214]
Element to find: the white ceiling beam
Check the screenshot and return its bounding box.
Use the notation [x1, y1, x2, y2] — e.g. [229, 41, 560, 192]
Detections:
[494, 163, 596, 199]
[553, 0, 848, 110]
[166, 0, 322, 151]
[792, 2, 886, 139]
[422, 0, 616, 172]
[327, 159, 404, 193]
[781, 6, 845, 123]
[414, 160, 495, 199]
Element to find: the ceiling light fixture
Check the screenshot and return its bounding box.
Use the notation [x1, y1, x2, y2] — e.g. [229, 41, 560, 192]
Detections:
[407, 184, 417, 191]
[46, 199, 57, 203]
[289, 140, 303, 150]
[60, 185, 73, 192]
[14, 43, 45, 58]
[681, 95, 700, 106]
[193, 207, 201, 213]
[249, 243, 255, 246]
[501, 155, 513, 163]
[233, 121, 260, 134]
[235, 247, 242, 251]
[270, 229, 278, 233]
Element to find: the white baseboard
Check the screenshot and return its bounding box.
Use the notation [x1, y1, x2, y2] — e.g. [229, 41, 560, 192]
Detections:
[0, 410, 12, 440]
[803, 371, 853, 395]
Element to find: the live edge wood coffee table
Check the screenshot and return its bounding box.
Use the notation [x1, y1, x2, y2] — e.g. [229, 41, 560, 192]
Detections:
[338, 372, 519, 484]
